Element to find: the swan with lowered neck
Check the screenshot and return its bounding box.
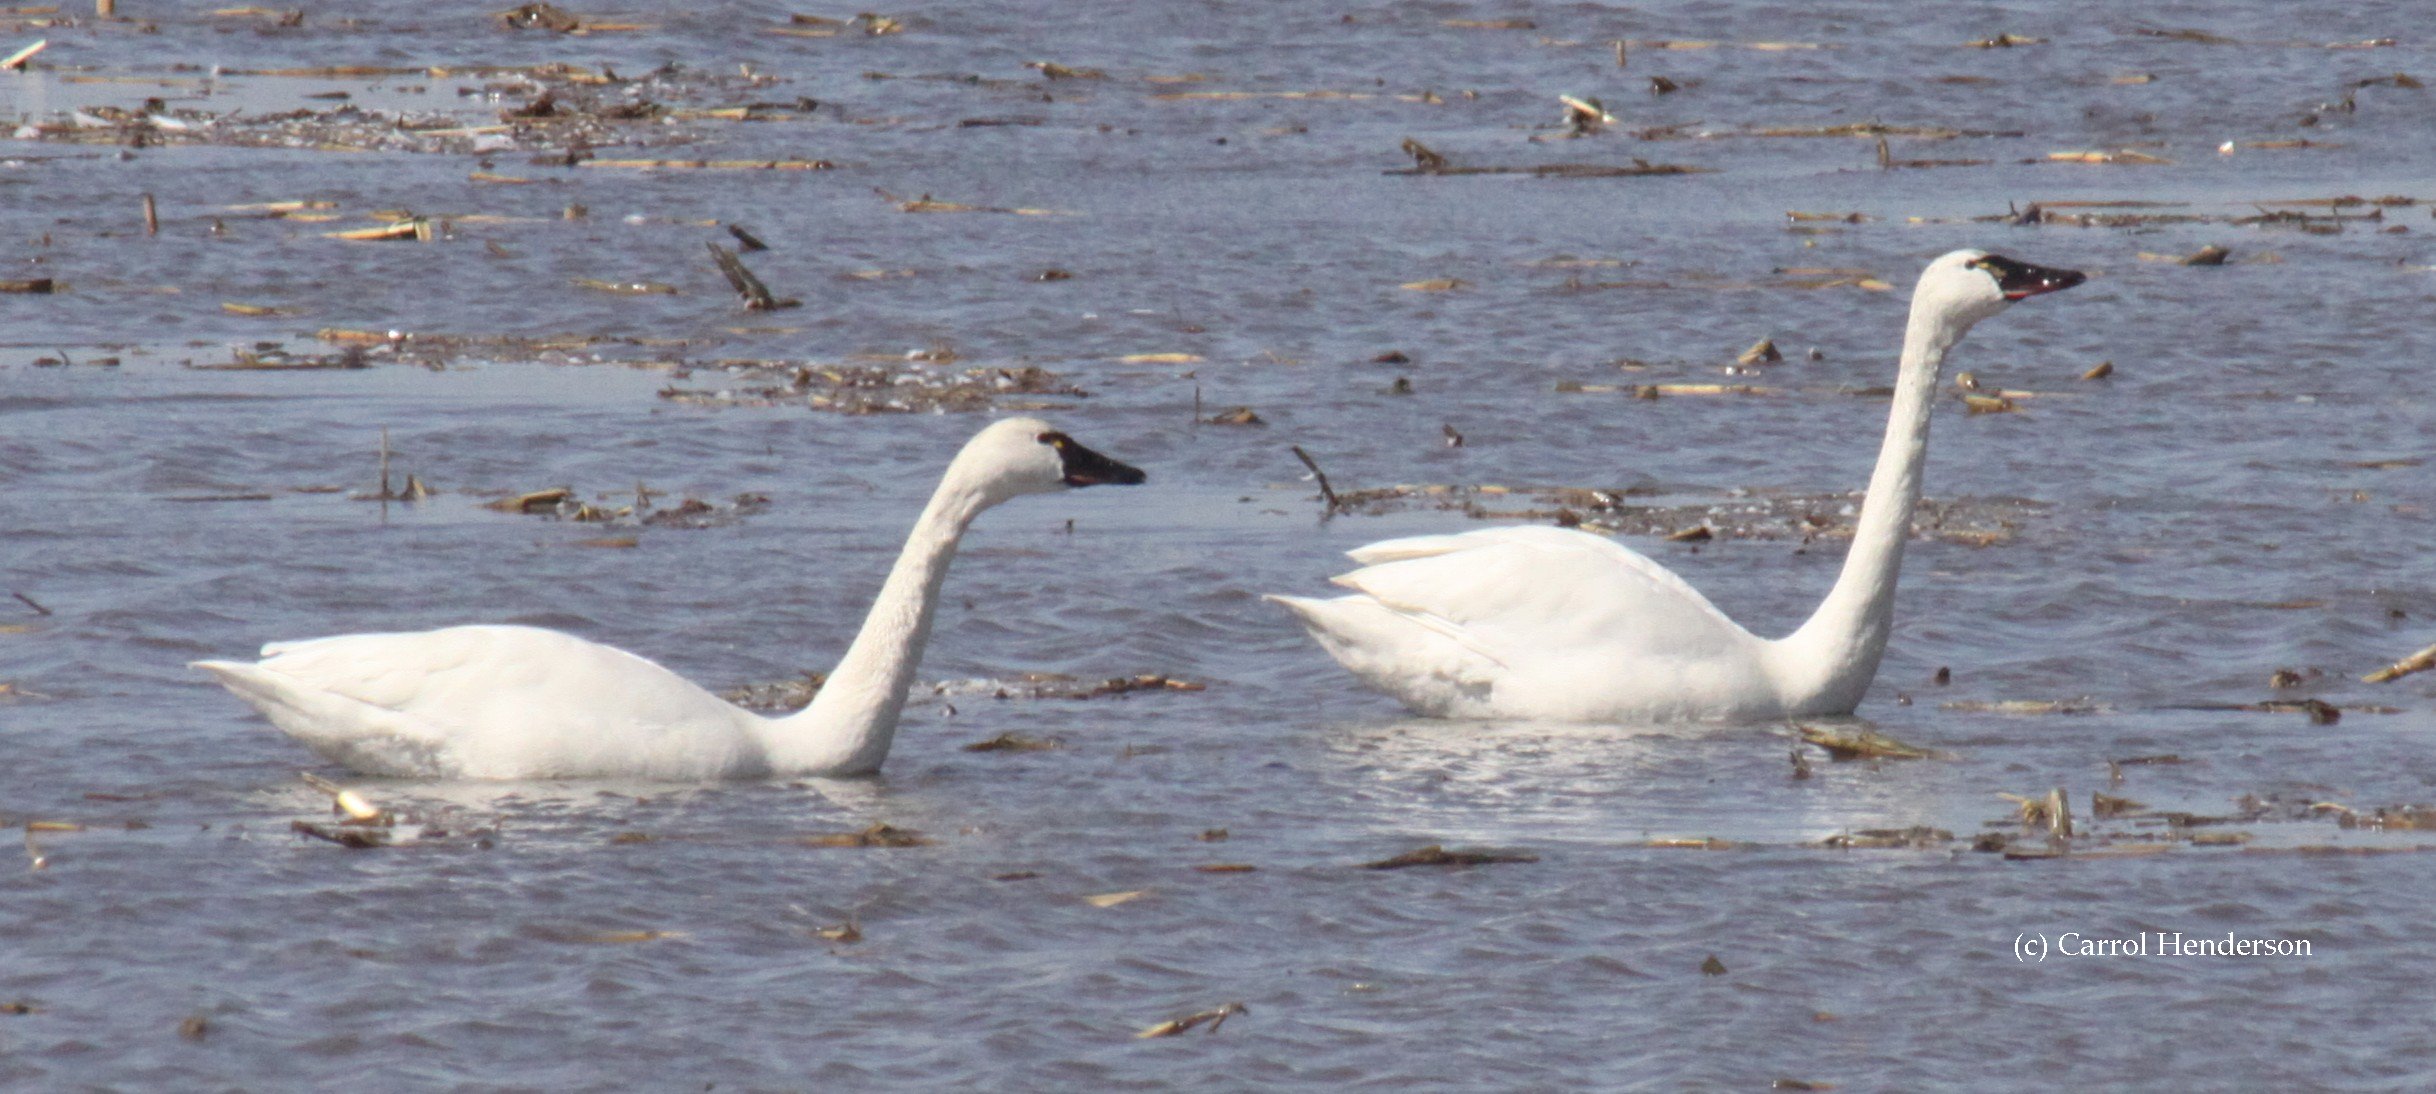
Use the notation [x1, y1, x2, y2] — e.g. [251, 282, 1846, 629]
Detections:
[194, 417, 1145, 780]
[1270, 249, 2085, 723]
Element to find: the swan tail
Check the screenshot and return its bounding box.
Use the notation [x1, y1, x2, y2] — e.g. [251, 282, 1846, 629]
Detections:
[192, 660, 453, 777]
[1264, 595, 1500, 716]
[1342, 531, 1484, 566]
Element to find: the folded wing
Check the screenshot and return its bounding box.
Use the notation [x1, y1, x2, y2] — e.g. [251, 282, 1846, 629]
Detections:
[1275, 526, 1765, 718]
[200, 624, 760, 778]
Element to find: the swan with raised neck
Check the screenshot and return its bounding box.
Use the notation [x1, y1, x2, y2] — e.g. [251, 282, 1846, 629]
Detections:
[1270, 249, 2085, 723]
[194, 417, 1146, 779]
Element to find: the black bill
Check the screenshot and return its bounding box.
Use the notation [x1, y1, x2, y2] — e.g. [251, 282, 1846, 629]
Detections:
[1048, 433, 1147, 487]
[1979, 254, 2087, 301]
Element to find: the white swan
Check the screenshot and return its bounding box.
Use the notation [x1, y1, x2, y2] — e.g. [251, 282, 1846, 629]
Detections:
[194, 417, 1145, 780]
[1270, 249, 2085, 723]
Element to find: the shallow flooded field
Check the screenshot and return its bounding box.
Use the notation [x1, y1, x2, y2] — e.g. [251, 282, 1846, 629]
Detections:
[6, 1, 2436, 1086]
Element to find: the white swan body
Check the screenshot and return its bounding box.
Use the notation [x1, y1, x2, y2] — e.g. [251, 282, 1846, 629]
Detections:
[195, 418, 1145, 780]
[1272, 250, 2084, 723]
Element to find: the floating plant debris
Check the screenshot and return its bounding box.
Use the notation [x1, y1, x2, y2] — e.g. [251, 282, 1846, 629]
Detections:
[484, 487, 574, 514]
[2092, 792, 2147, 818]
[1785, 210, 1872, 224]
[20, 62, 803, 156]
[1153, 88, 1434, 103]
[2363, 641, 2436, 683]
[2342, 806, 2436, 830]
[497, 3, 582, 32]
[191, 344, 373, 371]
[1999, 787, 2074, 836]
[573, 278, 679, 295]
[581, 158, 833, 170]
[479, 486, 766, 528]
[799, 823, 930, 848]
[2132, 244, 2230, 265]
[1942, 698, 2103, 715]
[325, 218, 436, 242]
[1388, 137, 1709, 178]
[1, 39, 45, 71]
[941, 672, 1210, 701]
[878, 189, 1064, 216]
[961, 732, 1061, 753]
[1874, 136, 1990, 169]
[2173, 698, 2350, 724]
[563, 929, 686, 945]
[1025, 60, 1105, 80]
[2045, 149, 2174, 165]
[658, 361, 1088, 415]
[706, 242, 798, 310]
[1648, 836, 1751, 850]
[299, 772, 386, 823]
[291, 820, 386, 848]
[1819, 827, 1953, 849]
[1361, 844, 1538, 869]
[1311, 479, 2040, 546]
[1137, 1002, 1247, 1038]
[1796, 723, 1942, 760]
[1073, 675, 1206, 698]
[2112, 754, 2189, 767]
[1556, 94, 1613, 136]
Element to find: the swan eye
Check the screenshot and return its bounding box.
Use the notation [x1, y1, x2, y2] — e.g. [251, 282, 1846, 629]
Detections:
[1037, 431, 1069, 448]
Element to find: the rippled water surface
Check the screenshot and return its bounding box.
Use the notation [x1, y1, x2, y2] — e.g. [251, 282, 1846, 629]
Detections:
[7, 1, 2436, 1087]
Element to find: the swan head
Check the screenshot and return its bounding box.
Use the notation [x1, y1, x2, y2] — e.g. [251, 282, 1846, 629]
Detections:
[1916, 249, 2086, 331]
[950, 417, 1147, 503]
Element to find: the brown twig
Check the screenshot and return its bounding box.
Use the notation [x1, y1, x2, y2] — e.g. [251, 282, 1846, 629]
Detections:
[1289, 444, 1341, 516]
[705, 242, 798, 310]
[2364, 641, 2436, 684]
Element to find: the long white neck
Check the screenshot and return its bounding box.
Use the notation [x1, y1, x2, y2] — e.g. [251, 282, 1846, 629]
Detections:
[1773, 296, 1970, 706]
[760, 475, 991, 776]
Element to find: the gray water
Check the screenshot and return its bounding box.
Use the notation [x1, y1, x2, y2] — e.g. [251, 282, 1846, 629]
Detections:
[6, 1, 2436, 1087]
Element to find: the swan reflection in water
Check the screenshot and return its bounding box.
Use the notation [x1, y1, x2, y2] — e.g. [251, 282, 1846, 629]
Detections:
[1310, 714, 1971, 848]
